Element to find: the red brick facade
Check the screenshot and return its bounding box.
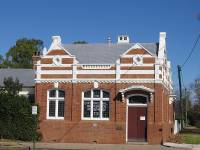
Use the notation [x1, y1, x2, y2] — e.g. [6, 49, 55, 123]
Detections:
[35, 82, 174, 144]
[33, 34, 174, 144]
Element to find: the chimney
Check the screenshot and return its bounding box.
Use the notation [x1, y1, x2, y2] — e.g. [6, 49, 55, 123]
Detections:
[117, 35, 130, 44]
[32, 52, 40, 70]
[49, 35, 62, 50]
[158, 32, 166, 59]
[107, 37, 112, 44]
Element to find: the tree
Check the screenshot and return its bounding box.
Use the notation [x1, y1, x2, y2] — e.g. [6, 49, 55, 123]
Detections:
[73, 40, 88, 44]
[0, 54, 3, 68]
[192, 79, 200, 127]
[5, 38, 43, 68]
[0, 93, 40, 141]
[0, 77, 22, 96]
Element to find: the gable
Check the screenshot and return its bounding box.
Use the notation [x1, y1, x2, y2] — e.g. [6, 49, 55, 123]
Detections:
[122, 43, 153, 56]
[47, 49, 70, 55]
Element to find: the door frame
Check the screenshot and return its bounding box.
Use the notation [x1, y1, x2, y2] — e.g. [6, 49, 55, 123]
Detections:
[126, 94, 148, 142]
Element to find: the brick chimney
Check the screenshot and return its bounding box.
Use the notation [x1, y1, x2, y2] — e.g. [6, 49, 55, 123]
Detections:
[32, 51, 40, 70]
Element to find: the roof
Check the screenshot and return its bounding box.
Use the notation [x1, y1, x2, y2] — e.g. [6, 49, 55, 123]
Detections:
[62, 43, 158, 64]
[0, 69, 34, 87]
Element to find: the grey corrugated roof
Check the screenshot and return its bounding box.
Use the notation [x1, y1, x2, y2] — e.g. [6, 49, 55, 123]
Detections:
[62, 43, 158, 64]
[0, 69, 34, 87]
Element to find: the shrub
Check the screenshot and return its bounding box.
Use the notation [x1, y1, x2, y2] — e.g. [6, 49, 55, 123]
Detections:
[0, 93, 40, 141]
[195, 121, 200, 129]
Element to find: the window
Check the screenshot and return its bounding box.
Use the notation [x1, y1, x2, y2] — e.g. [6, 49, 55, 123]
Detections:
[47, 89, 65, 119]
[128, 95, 147, 106]
[82, 89, 109, 120]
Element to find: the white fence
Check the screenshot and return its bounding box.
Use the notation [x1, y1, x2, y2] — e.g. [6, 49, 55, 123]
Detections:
[174, 120, 181, 134]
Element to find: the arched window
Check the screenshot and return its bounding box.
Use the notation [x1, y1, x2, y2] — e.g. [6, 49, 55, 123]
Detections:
[82, 89, 109, 120]
[128, 95, 147, 106]
[47, 89, 65, 119]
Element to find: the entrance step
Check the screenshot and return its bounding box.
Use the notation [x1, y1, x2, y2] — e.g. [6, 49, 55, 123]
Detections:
[127, 141, 148, 145]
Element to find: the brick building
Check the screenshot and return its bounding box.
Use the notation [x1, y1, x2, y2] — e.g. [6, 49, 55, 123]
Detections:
[33, 32, 174, 144]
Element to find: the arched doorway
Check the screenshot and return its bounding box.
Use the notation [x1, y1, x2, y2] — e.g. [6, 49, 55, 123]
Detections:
[127, 94, 148, 142]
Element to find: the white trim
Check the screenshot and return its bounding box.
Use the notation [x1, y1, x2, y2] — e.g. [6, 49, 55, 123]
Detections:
[37, 64, 72, 67]
[127, 94, 148, 106]
[120, 85, 154, 93]
[121, 70, 154, 74]
[133, 54, 143, 66]
[37, 70, 72, 74]
[41, 55, 75, 59]
[37, 70, 154, 75]
[46, 89, 65, 120]
[81, 64, 112, 70]
[120, 64, 154, 67]
[36, 63, 41, 80]
[38, 63, 154, 67]
[72, 64, 77, 81]
[36, 70, 154, 75]
[77, 70, 115, 74]
[52, 55, 62, 66]
[35, 78, 161, 83]
[116, 59, 120, 80]
[46, 36, 75, 58]
[122, 54, 153, 58]
[126, 94, 148, 143]
[121, 43, 155, 57]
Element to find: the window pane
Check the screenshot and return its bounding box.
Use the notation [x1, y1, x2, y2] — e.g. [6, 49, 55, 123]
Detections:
[129, 96, 147, 104]
[93, 90, 100, 98]
[58, 90, 65, 97]
[103, 91, 109, 98]
[93, 101, 100, 118]
[58, 101, 64, 117]
[84, 91, 91, 98]
[84, 101, 91, 117]
[49, 90, 56, 97]
[103, 101, 109, 118]
[49, 100, 56, 117]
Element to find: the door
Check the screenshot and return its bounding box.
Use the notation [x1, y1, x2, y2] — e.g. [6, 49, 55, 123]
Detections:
[128, 107, 147, 141]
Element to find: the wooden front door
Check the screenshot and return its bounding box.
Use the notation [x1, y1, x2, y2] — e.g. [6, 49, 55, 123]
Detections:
[128, 107, 147, 141]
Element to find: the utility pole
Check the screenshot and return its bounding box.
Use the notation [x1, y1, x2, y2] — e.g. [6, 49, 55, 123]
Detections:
[177, 65, 183, 129]
[185, 88, 188, 127]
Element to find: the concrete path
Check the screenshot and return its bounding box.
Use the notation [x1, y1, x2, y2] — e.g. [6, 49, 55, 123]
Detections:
[0, 141, 193, 150]
[20, 142, 191, 150]
[164, 142, 200, 150]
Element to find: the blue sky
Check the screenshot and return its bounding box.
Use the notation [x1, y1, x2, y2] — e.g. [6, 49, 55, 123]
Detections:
[0, 0, 200, 88]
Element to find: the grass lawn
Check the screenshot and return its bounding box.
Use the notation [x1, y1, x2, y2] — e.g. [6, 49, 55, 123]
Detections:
[181, 133, 200, 144]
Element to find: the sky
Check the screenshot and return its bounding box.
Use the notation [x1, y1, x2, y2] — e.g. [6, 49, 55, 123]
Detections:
[0, 0, 200, 89]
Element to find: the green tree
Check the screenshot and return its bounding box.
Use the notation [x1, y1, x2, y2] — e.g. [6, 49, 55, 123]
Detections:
[0, 93, 40, 141]
[192, 79, 200, 127]
[73, 40, 88, 44]
[0, 54, 3, 68]
[0, 77, 22, 96]
[5, 38, 43, 68]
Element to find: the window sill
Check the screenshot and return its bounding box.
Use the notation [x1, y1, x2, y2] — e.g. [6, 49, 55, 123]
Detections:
[81, 118, 109, 121]
[46, 117, 64, 120]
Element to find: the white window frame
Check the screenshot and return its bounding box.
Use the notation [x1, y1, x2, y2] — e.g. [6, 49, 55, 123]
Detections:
[127, 94, 148, 107]
[81, 89, 109, 120]
[47, 89, 65, 120]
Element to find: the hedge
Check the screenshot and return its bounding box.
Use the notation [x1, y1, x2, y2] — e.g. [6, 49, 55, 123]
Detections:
[0, 93, 40, 141]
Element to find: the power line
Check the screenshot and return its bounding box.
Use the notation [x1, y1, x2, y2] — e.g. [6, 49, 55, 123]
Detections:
[181, 34, 200, 68]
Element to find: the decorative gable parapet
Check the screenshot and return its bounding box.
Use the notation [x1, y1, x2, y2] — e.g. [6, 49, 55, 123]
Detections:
[81, 64, 112, 70]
